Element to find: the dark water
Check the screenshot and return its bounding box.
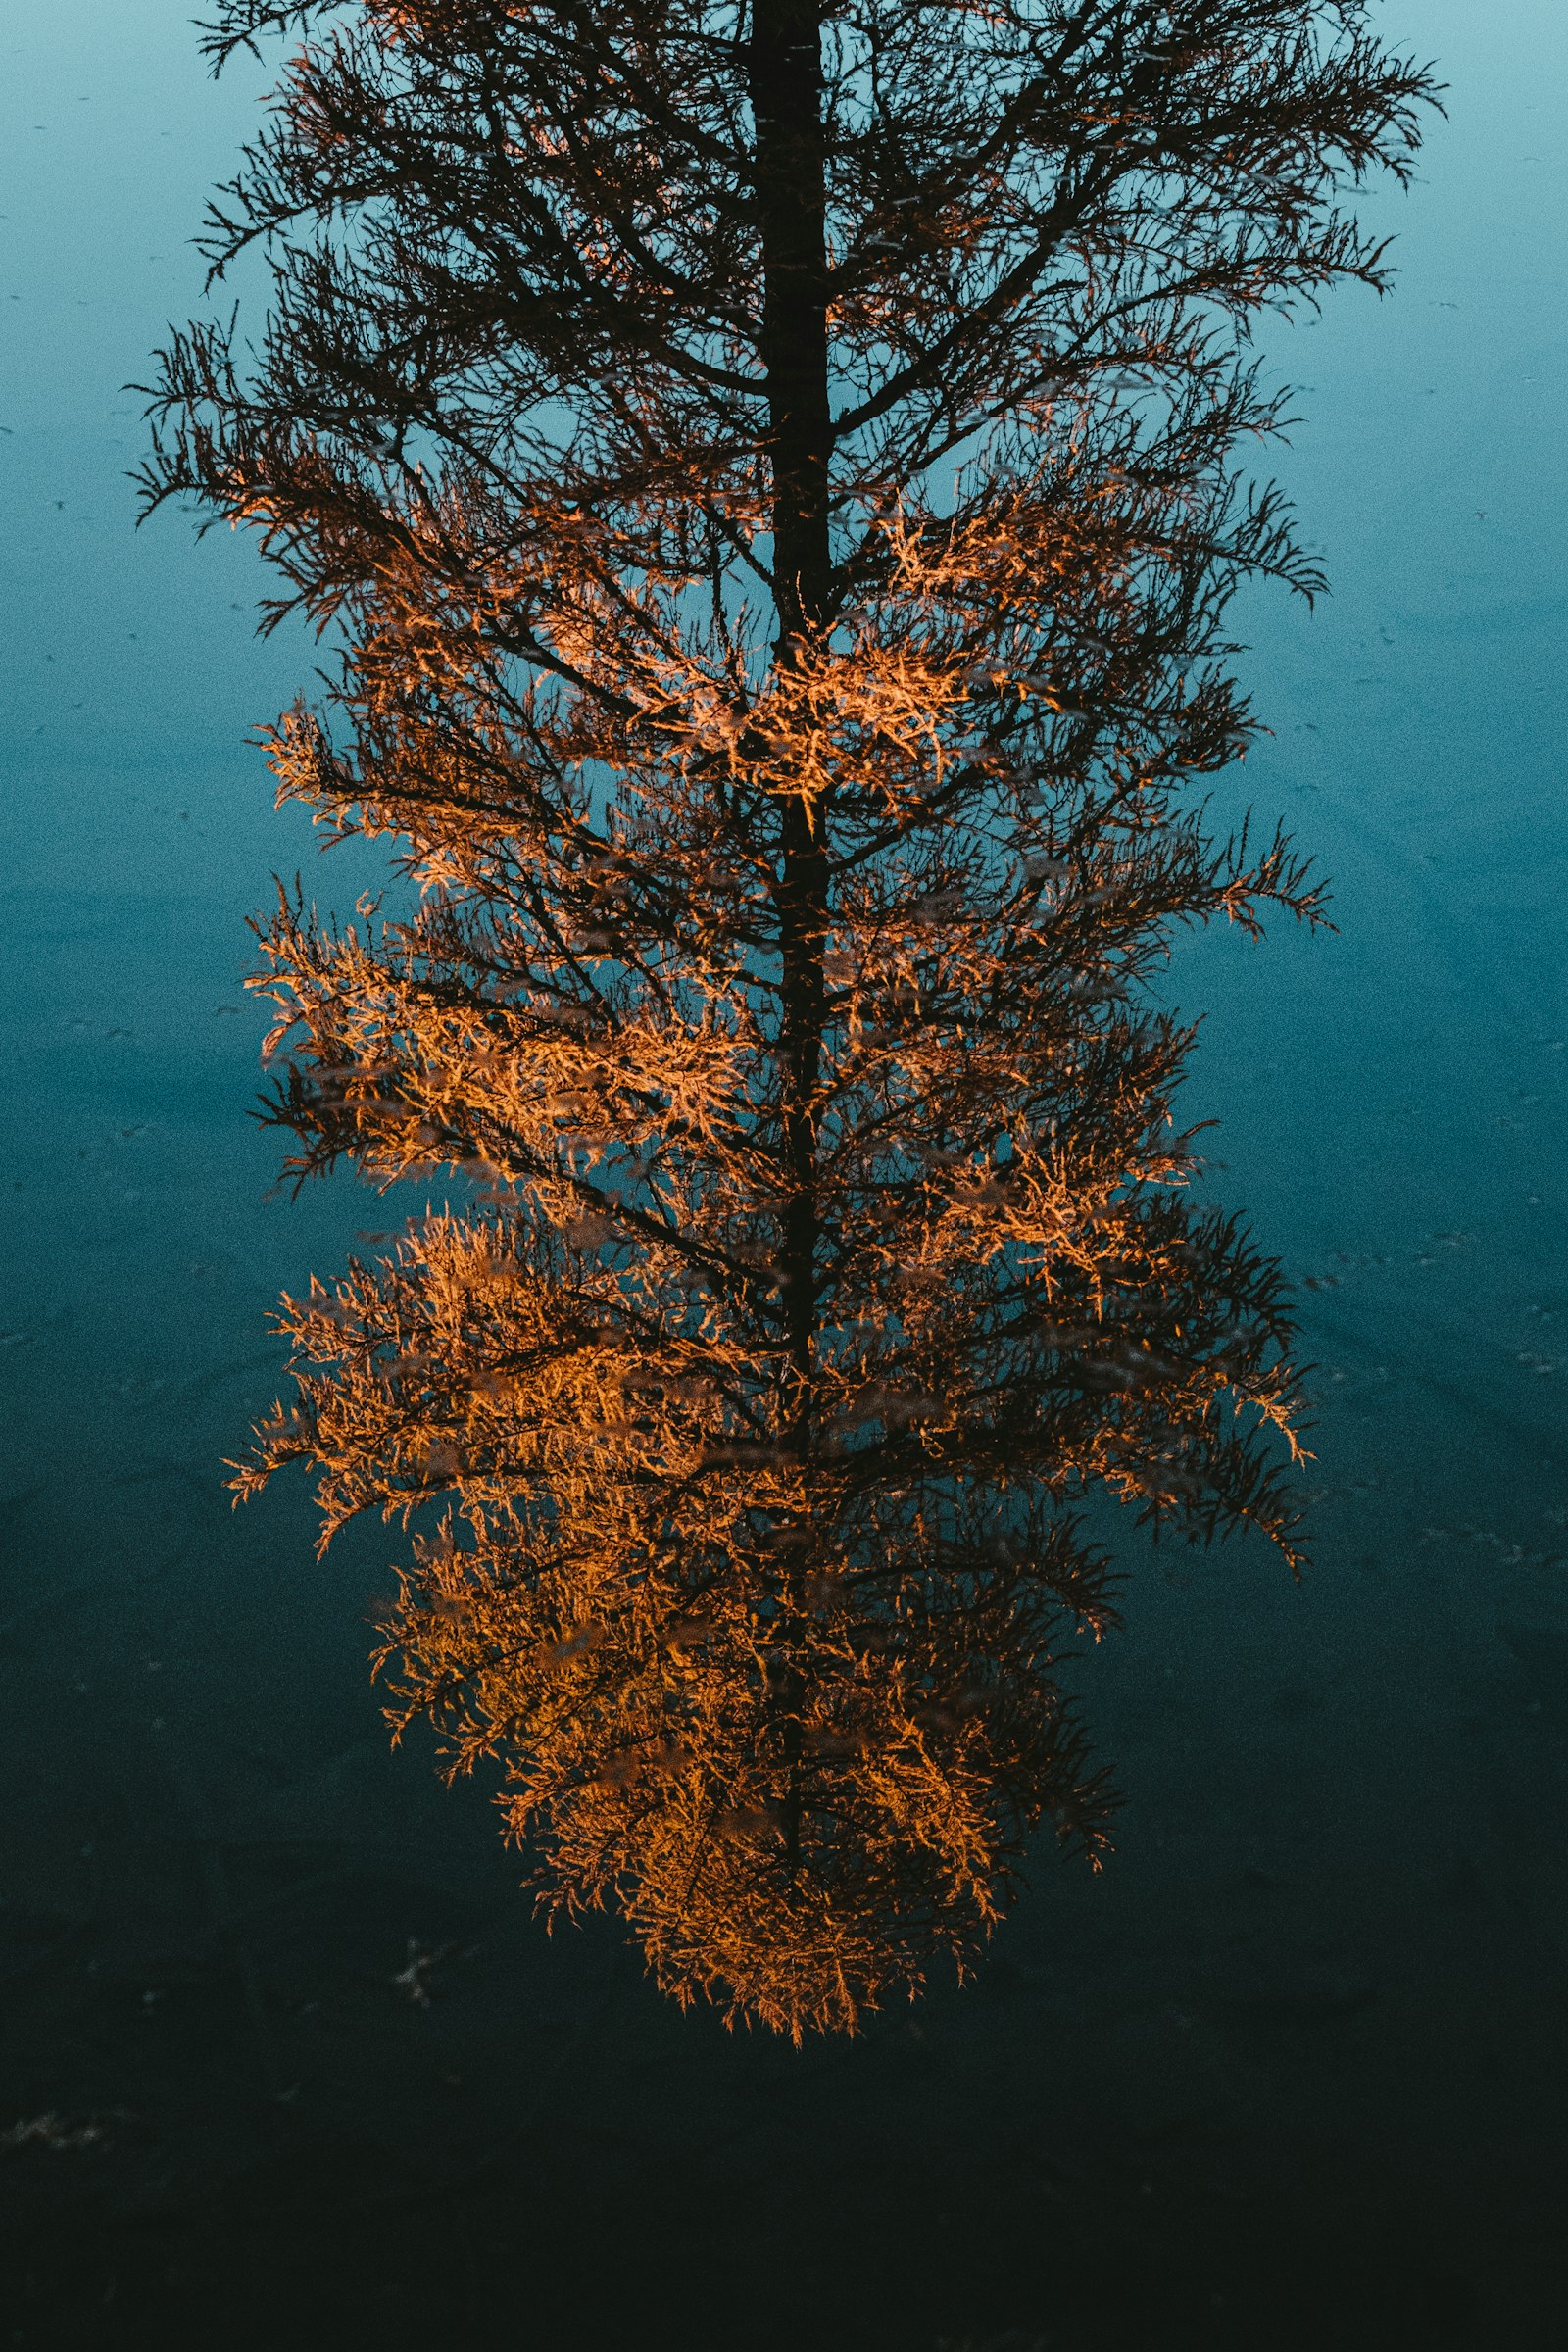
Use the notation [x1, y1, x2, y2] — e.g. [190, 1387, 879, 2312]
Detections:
[2, 5, 1565, 2346]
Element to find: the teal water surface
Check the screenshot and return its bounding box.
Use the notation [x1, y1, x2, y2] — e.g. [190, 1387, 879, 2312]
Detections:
[2, 6, 1565, 2347]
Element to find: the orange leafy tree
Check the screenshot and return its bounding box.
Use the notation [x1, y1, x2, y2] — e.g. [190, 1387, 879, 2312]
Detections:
[141, 1, 1432, 2035]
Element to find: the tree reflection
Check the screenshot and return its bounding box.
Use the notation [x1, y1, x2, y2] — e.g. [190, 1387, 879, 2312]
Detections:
[145, 1, 1434, 2034]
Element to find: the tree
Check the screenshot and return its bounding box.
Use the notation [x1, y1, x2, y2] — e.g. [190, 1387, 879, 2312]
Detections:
[142, 0, 1433, 2037]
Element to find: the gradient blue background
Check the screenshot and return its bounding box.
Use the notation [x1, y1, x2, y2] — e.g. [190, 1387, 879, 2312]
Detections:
[2, 6, 1565, 2345]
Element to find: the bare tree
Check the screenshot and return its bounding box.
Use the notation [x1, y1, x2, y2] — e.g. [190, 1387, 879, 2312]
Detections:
[142, 0, 1433, 2036]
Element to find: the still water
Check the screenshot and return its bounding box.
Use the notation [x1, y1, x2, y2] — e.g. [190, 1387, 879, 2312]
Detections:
[2, 4, 1564, 2345]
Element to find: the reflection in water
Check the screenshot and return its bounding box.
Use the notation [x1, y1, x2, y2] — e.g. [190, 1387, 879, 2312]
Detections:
[142, 1, 1432, 2034]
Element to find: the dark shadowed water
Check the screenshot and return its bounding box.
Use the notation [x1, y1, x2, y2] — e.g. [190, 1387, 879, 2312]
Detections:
[2, 5, 1565, 2346]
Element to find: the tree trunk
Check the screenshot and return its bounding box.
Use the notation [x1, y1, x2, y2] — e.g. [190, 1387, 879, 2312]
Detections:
[747, 0, 833, 1431]
[748, 0, 835, 1872]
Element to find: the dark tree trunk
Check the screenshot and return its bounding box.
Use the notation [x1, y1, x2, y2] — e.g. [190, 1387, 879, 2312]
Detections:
[748, 0, 836, 1868]
[747, 0, 833, 1436]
